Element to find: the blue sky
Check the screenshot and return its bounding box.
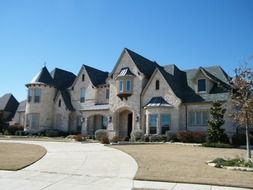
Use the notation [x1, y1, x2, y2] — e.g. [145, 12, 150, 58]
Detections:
[0, 0, 253, 101]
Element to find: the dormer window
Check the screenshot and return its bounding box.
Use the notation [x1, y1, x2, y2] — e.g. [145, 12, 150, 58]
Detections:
[155, 80, 160, 90]
[198, 79, 206, 92]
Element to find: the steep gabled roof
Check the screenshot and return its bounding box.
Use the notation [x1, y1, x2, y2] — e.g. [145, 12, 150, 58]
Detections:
[0, 93, 19, 120]
[50, 68, 76, 89]
[144, 96, 173, 108]
[125, 48, 159, 78]
[60, 90, 74, 111]
[83, 65, 109, 86]
[16, 100, 26, 112]
[27, 66, 54, 86]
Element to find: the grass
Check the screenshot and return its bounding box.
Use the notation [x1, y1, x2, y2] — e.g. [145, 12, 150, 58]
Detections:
[113, 144, 253, 189]
[0, 142, 46, 170]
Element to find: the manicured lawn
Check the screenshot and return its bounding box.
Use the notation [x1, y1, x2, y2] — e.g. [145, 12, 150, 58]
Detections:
[113, 144, 253, 189]
[0, 142, 46, 170]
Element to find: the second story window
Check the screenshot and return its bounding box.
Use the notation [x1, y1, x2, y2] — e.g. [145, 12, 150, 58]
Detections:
[82, 74, 85, 81]
[34, 88, 41, 103]
[106, 89, 110, 99]
[58, 99, 61, 107]
[155, 80, 160, 90]
[126, 80, 131, 93]
[119, 80, 124, 92]
[80, 88, 85, 103]
[28, 89, 32, 103]
[198, 79, 206, 92]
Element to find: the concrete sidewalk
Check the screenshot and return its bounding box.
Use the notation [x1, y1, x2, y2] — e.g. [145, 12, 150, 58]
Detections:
[134, 180, 252, 190]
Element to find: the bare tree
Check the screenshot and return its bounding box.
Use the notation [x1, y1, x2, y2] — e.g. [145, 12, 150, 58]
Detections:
[230, 63, 253, 161]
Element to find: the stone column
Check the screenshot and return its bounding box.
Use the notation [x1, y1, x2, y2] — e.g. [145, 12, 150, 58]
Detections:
[157, 114, 161, 135]
[81, 117, 88, 135]
[146, 113, 149, 135]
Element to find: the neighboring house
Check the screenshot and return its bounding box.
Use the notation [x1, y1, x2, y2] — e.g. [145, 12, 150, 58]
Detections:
[0, 93, 19, 122]
[11, 100, 26, 127]
[20, 48, 236, 137]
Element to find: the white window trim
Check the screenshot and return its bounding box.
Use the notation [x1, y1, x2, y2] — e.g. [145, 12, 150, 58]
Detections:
[190, 110, 209, 126]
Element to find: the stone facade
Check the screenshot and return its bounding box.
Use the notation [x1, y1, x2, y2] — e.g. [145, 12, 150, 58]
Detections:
[16, 48, 236, 138]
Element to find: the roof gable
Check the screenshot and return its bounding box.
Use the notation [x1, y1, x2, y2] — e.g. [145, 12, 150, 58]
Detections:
[83, 65, 109, 86]
[50, 68, 76, 89]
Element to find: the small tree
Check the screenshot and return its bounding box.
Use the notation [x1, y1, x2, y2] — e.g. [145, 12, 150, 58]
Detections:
[207, 101, 227, 143]
[230, 64, 253, 161]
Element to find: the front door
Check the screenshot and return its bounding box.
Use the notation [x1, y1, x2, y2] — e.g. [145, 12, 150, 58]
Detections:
[127, 113, 133, 137]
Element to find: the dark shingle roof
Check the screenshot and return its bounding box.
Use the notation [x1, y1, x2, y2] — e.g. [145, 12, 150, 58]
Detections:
[0, 93, 19, 120]
[84, 65, 109, 86]
[60, 90, 74, 111]
[50, 68, 76, 89]
[116, 67, 135, 78]
[157, 65, 231, 103]
[125, 48, 159, 78]
[27, 66, 54, 86]
[144, 96, 172, 108]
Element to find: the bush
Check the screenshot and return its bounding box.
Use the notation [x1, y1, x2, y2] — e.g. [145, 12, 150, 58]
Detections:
[176, 131, 206, 143]
[95, 129, 108, 141]
[232, 134, 253, 145]
[149, 135, 167, 142]
[166, 131, 178, 142]
[111, 135, 123, 143]
[202, 142, 235, 148]
[8, 125, 24, 135]
[130, 129, 144, 142]
[210, 158, 253, 168]
[15, 130, 28, 136]
[45, 129, 60, 137]
[144, 135, 150, 142]
[74, 134, 87, 142]
[101, 136, 110, 144]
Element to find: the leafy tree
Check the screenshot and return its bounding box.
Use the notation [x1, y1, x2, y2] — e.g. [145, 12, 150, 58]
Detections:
[207, 101, 227, 143]
[230, 64, 253, 161]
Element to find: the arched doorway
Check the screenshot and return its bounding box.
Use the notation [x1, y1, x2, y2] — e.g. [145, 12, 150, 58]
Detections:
[117, 109, 133, 138]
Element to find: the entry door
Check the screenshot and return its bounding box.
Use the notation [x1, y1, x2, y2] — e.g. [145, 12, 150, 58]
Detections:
[127, 113, 133, 137]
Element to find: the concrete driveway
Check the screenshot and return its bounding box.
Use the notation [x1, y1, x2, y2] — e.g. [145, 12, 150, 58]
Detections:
[0, 141, 137, 190]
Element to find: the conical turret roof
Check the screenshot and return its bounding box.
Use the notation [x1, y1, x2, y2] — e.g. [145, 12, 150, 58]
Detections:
[26, 66, 54, 86]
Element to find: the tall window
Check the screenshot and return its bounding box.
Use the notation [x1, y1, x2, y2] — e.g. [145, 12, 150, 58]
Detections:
[106, 89, 110, 99]
[28, 89, 32, 103]
[58, 99, 61, 107]
[155, 80, 160, 90]
[80, 88, 85, 103]
[119, 80, 124, 92]
[198, 79, 206, 92]
[27, 113, 40, 130]
[82, 74, 85, 81]
[34, 88, 41, 103]
[126, 80, 131, 93]
[160, 114, 170, 134]
[190, 111, 209, 125]
[76, 116, 82, 132]
[149, 114, 157, 134]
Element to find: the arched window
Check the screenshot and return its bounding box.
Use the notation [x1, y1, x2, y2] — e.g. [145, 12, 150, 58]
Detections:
[58, 99, 61, 107]
[155, 80, 160, 90]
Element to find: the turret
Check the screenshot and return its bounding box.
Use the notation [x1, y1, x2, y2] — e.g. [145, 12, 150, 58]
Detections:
[24, 66, 56, 132]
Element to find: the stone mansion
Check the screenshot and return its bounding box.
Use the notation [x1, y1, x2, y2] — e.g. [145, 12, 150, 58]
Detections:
[13, 48, 236, 138]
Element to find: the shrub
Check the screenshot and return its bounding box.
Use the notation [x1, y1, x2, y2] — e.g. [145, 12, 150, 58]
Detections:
[203, 142, 235, 148]
[150, 135, 167, 142]
[15, 130, 28, 136]
[101, 136, 110, 144]
[74, 134, 87, 142]
[210, 158, 253, 168]
[111, 135, 123, 143]
[166, 131, 178, 142]
[8, 125, 24, 135]
[124, 136, 130, 141]
[3, 130, 9, 135]
[176, 131, 206, 143]
[130, 129, 144, 142]
[45, 129, 60, 137]
[232, 134, 253, 145]
[144, 135, 150, 142]
[95, 129, 108, 141]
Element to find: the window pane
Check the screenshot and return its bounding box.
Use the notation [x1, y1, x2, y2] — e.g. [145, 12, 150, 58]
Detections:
[34, 88, 41, 103]
[80, 88, 85, 102]
[106, 89, 110, 99]
[202, 111, 209, 125]
[149, 114, 157, 134]
[31, 114, 39, 130]
[28, 89, 32, 103]
[196, 112, 201, 125]
[119, 80, 123, 92]
[155, 80, 160, 90]
[126, 80, 131, 92]
[160, 114, 170, 134]
[189, 112, 195, 125]
[198, 79, 206, 92]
